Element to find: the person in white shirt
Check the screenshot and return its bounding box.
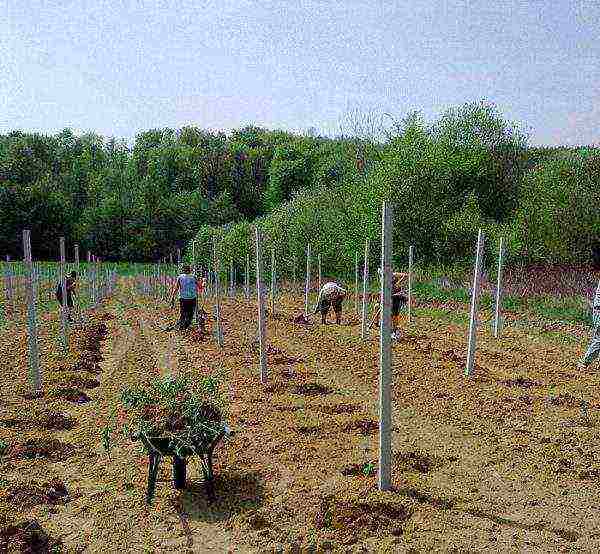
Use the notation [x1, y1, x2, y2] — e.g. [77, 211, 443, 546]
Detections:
[314, 281, 347, 325]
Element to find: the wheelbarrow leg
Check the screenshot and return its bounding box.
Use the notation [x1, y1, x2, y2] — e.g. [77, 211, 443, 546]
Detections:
[203, 453, 216, 503]
[147, 452, 161, 504]
[173, 456, 187, 490]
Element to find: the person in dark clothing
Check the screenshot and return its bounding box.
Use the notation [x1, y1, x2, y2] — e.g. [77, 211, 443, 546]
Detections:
[56, 271, 78, 322]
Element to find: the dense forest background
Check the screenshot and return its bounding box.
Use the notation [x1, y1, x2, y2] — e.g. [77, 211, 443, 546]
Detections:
[1, 101, 598, 275]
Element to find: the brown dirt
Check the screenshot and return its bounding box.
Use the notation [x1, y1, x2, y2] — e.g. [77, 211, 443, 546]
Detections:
[2, 282, 600, 552]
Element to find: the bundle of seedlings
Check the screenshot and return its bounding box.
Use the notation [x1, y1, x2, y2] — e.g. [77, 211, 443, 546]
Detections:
[119, 374, 229, 457]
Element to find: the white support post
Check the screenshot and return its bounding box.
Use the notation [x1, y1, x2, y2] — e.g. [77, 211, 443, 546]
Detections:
[213, 239, 223, 347]
[292, 252, 297, 294]
[23, 230, 41, 392]
[304, 244, 311, 318]
[466, 229, 485, 377]
[493, 237, 505, 339]
[59, 237, 69, 350]
[74, 244, 80, 274]
[378, 202, 393, 491]
[270, 246, 276, 315]
[361, 238, 370, 340]
[177, 248, 181, 266]
[355, 250, 359, 314]
[4, 255, 12, 318]
[317, 253, 322, 296]
[230, 259, 234, 298]
[255, 228, 267, 383]
[245, 252, 250, 300]
[408, 245, 414, 325]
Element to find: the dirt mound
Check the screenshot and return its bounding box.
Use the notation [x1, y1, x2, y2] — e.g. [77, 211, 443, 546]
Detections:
[315, 495, 412, 539]
[1, 411, 76, 431]
[6, 479, 70, 510]
[340, 461, 377, 477]
[395, 450, 455, 474]
[50, 386, 90, 403]
[292, 314, 311, 325]
[0, 520, 62, 553]
[344, 419, 378, 436]
[293, 382, 332, 396]
[503, 377, 541, 389]
[295, 425, 321, 435]
[65, 376, 100, 390]
[11, 439, 75, 462]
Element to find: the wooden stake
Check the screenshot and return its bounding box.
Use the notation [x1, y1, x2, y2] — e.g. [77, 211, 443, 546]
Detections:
[23, 231, 41, 392]
[466, 229, 485, 377]
[304, 244, 311, 318]
[493, 237, 504, 338]
[255, 228, 267, 383]
[378, 202, 393, 491]
[361, 238, 370, 340]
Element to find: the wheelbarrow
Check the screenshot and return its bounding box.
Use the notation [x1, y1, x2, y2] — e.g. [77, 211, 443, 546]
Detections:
[133, 424, 233, 504]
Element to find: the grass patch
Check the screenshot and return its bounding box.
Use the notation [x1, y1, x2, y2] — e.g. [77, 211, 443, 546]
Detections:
[414, 307, 468, 325]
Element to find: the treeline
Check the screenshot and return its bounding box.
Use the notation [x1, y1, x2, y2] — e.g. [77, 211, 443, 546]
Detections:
[0, 125, 353, 261]
[189, 102, 600, 279]
[1, 101, 599, 274]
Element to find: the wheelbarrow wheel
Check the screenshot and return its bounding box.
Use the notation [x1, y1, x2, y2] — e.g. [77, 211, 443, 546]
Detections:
[173, 456, 187, 489]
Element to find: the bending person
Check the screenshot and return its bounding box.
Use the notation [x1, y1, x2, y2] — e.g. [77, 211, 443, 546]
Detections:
[314, 281, 347, 325]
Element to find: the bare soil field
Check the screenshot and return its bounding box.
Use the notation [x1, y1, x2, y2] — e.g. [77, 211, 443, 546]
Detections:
[1, 283, 600, 553]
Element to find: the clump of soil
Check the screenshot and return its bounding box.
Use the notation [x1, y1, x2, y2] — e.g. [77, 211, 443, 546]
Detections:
[578, 468, 600, 480]
[1, 411, 76, 431]
[293, 382, 332, 396]
[316, 403, 360, 415]
[296, 425, 321, 435]
[292, 314, 311, 325]
[271, 355, 302, 365]
[503, 377, 540, 388]
[6, 480, 70, 510]
[344, 419, 378, 436]
[341, 461, 377, 477]
[21, 391, 44, 401]
[65, 376, 100, 390]
[10, 439, 75, 462]
[0, 520, 62, 553]
[315, 495, 412, 539]
[547, 393, 579, 407]
[50, 386, 90, 403]
[395, 450, 449, 474]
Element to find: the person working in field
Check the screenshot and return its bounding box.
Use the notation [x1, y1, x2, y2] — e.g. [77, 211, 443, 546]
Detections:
[577, 282, 600, 370]
[168, 265, 205, 331]
[369, 269, 408, 340]
[56, 271, 78, 322]
[314, 281, 347, 325]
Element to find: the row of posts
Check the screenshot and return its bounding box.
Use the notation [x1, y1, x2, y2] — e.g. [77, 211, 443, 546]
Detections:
[8, 231, 118, 393]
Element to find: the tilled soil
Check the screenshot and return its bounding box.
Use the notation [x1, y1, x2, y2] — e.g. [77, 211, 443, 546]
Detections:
[1, 285, 600, 552]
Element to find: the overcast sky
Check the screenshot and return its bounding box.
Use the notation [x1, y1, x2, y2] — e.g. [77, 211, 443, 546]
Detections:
[2, 0, 599, 146]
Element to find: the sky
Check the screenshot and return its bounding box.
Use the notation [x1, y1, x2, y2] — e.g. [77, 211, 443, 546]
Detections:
[2, 0, 599, 146]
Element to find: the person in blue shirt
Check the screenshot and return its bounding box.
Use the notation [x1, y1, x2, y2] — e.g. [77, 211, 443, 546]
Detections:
[168, 265, 204, 330]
